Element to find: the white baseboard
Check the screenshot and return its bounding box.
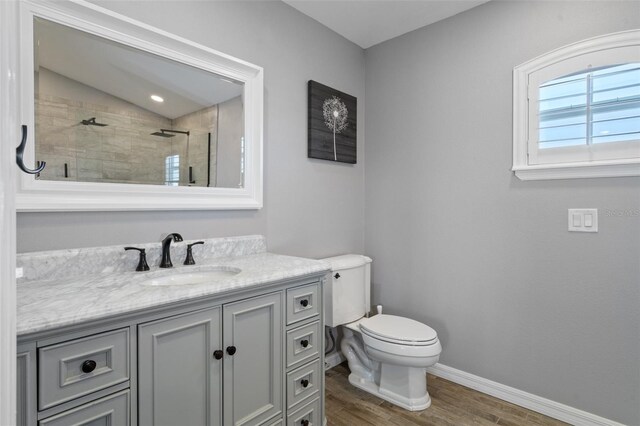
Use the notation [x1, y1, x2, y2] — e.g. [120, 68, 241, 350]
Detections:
[427, 363, 625, 426]
[324, 351, 346, 370]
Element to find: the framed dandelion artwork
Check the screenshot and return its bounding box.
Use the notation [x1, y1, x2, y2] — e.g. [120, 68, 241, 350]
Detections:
[308, 80, 357, 164]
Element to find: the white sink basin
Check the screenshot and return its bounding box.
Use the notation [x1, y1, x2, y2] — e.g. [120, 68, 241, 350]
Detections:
[141, 266, 241, 286]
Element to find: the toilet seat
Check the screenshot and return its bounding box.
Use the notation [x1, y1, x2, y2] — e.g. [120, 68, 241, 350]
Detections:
[359, 315, 442, 360]
[360, 314, 438, 346]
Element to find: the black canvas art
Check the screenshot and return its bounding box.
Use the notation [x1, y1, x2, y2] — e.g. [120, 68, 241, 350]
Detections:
[308, 81, 357, 164]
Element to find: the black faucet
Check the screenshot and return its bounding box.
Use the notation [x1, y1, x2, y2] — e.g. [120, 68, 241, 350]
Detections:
[160, 233, 183, 268]
[184, 241, 204, 265]
[124, 247, 150, 271]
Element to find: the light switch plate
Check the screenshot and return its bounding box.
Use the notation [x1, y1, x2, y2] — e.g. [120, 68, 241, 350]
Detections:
[16, 267, 24, 278]
[568, 209, 598, 232]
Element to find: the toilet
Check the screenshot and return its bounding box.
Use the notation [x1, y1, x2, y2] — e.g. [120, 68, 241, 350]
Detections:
[322, 254, 442, 411]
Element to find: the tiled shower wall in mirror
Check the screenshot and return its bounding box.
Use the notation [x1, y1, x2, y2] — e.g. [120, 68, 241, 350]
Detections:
[35, 68, 241, 187]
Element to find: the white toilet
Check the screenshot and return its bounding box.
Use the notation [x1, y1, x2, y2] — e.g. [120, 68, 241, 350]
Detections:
[322, 254, 442, 411]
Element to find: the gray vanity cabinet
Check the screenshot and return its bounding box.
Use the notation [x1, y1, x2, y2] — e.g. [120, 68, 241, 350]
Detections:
[138, 306, 223, 426]
[137, 291, 284, 426]
[17, 277, 323, 426]
[222, 292, 283, 426]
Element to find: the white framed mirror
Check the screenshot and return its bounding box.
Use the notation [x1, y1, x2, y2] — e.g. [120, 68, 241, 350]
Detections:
[17, 0, 263, 211]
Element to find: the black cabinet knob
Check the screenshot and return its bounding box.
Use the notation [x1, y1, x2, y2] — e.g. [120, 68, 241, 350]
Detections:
[301, 419, 309, 426]
[300, 379, 309, 388]
[213, 350, 223, 360]
[81, 360, 97, 374]
[300, 339, 309, 348]
[300, 299, 309, 307]
[226, 346, 237, 356]
[334, 273, 340, 279]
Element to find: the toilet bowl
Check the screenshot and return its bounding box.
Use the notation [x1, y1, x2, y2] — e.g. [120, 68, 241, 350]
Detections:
[322, 254, 442, 411]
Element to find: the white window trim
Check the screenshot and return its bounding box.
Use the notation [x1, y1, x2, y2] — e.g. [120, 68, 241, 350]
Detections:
[513, 30, 640, 180]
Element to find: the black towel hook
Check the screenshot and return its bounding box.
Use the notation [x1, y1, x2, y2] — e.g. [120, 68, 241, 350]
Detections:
[16, 125, 45, 174]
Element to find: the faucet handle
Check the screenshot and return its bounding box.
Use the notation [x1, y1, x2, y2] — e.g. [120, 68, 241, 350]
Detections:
[184, 241, 204, 265]
[124, 247, 150, 272]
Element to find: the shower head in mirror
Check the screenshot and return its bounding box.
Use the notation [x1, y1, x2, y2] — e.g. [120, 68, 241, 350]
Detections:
[80, 117, 108, 126]
[150, 129, 175, 138]
[150, 129, 190, 138]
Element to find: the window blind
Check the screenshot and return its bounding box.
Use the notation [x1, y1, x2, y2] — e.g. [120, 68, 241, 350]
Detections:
[538, 63, 640, 149]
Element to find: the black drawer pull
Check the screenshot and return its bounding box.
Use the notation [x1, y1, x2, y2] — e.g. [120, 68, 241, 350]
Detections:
[300, 379, 309, 388]
[81, 360, 97, 374]
[300, 339, 309, 348]
[334, 273, 340, 279]
[213, 350, 223, 360]
[301, 419, 309, 426]
[226, 346, 237, 356]
[299, 299, 309, 307]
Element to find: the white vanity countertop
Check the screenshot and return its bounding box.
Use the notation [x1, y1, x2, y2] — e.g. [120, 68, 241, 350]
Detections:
[17, 252, 329, 336]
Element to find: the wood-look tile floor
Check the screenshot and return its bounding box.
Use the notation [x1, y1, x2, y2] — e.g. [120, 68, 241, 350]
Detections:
[325, 364, 568, 426]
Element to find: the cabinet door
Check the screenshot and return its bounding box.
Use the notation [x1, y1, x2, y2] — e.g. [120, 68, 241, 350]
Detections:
[223, 292, 283, 426]
[138, 307, 222, 426]
[17, 345, 36, 426]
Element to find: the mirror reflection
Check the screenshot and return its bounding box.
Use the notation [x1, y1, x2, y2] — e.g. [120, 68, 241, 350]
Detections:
[34, 17, 245, 188]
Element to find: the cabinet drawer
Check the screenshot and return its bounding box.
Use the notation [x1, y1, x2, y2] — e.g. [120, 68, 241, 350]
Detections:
[286, 283, 320, 325]
[286, 359, 321, 409]
[286, 321, 320, 369]
[38, 328, 130, 410]
[286, 397, 321, 426]
[39, 389, 130, 426]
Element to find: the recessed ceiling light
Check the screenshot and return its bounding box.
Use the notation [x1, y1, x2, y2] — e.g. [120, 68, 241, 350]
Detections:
[150, 95, 164, 103]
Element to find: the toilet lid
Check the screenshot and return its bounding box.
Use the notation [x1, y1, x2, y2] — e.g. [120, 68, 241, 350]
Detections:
[360, 314, 438, 344]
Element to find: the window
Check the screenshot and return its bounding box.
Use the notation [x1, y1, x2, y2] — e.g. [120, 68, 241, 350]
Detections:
[513, 30, 640, 180]
[538, 64, 639, 149]
[165, 155, 180, 186]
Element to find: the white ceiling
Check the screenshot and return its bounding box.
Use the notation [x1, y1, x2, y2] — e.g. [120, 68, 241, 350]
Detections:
[283, 0, 490, 49]
[35, 17, 243, 119]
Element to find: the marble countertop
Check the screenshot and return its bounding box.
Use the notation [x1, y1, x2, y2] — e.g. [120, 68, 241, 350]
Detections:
[17, 252, 329, 336]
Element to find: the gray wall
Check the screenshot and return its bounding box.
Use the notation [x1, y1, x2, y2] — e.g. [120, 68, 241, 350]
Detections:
[17, 0, 365, 257]
[17, 0, 640, 423]
[364, 1, 639, 424]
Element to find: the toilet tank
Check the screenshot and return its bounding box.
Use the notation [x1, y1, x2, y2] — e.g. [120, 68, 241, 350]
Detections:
[321, 254, 372, 327]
